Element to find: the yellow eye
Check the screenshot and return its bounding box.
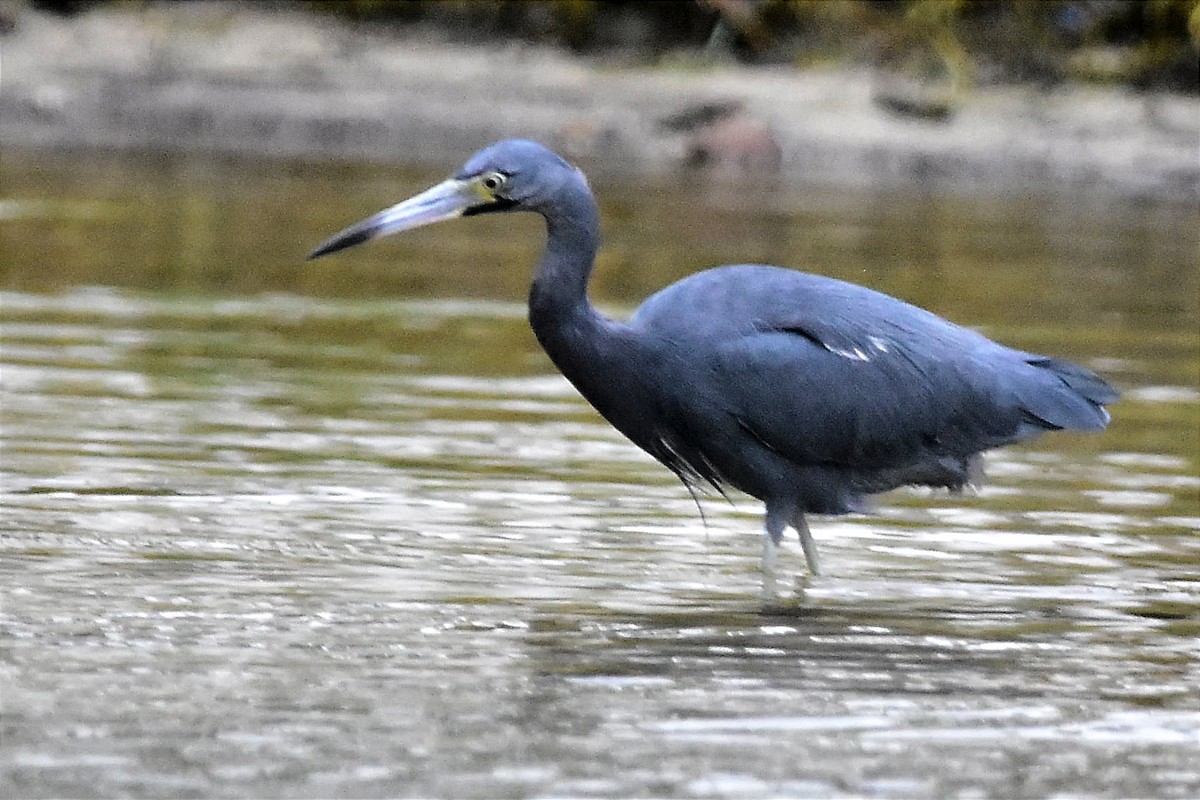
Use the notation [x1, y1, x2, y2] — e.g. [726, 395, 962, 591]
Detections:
[480, 172, 507, 193]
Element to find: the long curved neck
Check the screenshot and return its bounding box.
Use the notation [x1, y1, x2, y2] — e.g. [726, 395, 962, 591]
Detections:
[527, 171, 610, 361]
[525, 172, 666, 461]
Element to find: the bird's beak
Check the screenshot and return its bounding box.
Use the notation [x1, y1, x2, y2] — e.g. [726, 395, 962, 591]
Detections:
[308, 177, 481, 260]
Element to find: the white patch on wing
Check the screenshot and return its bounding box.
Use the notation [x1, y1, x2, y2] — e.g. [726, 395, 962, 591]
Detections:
[827, 345, 871, 362]
[826, 335, 892, 362]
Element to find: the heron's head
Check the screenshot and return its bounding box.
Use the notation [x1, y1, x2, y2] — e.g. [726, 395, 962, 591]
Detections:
[308, 139, 581, 260]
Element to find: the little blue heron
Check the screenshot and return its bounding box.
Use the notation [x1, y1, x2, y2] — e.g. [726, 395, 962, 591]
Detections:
[309, 139, 1117, 578]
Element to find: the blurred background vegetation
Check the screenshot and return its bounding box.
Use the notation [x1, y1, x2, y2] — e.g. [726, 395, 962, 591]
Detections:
[21, 0, 1200, 92]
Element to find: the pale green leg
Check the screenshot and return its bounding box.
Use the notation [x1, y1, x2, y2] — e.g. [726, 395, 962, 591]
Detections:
[761, 535, 780, 598]
[792, 512, 821, 576]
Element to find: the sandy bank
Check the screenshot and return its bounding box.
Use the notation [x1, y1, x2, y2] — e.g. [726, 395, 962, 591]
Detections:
[1, 2, 1197, 201]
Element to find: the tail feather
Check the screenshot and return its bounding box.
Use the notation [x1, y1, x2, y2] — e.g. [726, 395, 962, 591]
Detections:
[1018, 356, 1118, 432]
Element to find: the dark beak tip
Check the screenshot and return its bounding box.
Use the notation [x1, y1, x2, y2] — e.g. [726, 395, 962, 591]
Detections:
[307, 227, 375, 261]
[306, 244, 335, 261]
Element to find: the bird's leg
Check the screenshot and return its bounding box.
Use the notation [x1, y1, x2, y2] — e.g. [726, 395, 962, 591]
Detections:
[762, 536, 779, 574]
[760, 536, 780, 599]
[762, 502, 790, 580]
[791, 511, 821, 576]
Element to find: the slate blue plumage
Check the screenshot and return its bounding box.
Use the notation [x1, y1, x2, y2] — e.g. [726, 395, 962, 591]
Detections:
[310, 139, 1118, 577]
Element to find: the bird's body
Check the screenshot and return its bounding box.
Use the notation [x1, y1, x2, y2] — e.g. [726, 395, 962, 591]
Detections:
[581, 263, 1112, 507]
[310, 139, 1117, 578]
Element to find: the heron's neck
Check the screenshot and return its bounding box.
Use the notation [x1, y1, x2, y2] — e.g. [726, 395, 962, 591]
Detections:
[528, 175, 608, 350]
[526, 175, 654, 451]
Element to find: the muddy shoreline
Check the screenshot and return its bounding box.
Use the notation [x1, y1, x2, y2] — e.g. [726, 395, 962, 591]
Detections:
[1, 2, 1197, 201]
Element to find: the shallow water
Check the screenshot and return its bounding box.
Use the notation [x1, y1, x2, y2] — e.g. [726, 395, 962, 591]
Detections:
[1, 150, 1198, 798]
